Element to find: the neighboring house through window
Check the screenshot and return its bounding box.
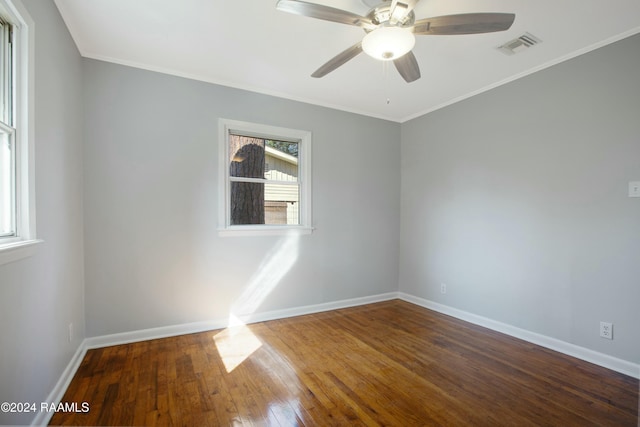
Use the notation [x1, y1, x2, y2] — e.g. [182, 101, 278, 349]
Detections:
[0, 0, 38, 266]
[218, 119, 312, 236]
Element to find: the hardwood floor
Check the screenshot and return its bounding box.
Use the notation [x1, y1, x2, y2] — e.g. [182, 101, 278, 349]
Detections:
[50, 300, 639, 426]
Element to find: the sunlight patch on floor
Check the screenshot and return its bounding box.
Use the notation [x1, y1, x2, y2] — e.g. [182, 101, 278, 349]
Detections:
[213, 315, 263, 373]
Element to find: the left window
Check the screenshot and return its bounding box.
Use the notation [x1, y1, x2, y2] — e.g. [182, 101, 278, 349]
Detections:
[0, 15, 16, 239]
[0, 0, 38, 265]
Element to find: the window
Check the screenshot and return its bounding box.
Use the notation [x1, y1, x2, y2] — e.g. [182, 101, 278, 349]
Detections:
[0, 0, 38, 265]
[219, 119, 312, 236]
[0, 16, 15, 239]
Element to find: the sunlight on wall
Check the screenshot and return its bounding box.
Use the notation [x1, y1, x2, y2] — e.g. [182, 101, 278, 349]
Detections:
[231, 234, 300, 318]
[213, 315, 263, 373]
[213, 234, 300, 373]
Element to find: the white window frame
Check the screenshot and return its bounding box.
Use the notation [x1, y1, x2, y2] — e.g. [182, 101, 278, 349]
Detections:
[218, 118, 313, 237]
[0, 0, 40, 266]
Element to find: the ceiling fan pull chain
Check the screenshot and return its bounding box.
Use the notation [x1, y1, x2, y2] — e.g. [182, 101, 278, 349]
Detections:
[382, 60, 391, 105]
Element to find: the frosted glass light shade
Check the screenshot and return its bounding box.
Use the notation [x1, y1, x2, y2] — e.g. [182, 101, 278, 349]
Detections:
[362, 27, 415, 61]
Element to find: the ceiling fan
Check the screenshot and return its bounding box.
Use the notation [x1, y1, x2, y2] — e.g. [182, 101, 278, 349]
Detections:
[276, 0, 515, 83]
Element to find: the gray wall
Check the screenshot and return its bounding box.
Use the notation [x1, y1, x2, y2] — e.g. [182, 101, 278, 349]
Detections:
[0, 1, 85, 425]
[82, 60, 401, 337]
[400, 34, 640, 363]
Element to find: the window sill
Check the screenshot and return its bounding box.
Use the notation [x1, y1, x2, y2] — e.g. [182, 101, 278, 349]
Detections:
[218, 226, 314, 237]
[0, 239, 43, 266]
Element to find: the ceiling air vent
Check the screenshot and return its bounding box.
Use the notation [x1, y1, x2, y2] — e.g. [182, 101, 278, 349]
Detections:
[498, 33, 542, 56]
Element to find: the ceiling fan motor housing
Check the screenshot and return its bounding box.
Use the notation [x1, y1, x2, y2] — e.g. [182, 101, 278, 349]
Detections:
[366, 2, 416, 28]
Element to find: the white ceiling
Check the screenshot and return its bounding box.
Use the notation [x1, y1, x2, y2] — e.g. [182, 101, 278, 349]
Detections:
[54, 0, 640, 122]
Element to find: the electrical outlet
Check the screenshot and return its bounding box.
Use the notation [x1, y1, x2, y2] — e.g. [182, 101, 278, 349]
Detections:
[599, 321, 613, 340]
[629, 181, 640, 198]
[440, 283, 447, 294]
[68, 323, 74, 343]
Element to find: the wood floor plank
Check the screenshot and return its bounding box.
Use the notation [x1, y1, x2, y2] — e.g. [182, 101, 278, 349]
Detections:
[49, 300, 639, 426]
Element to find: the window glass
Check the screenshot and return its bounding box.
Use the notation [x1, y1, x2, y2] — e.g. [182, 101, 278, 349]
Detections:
[228, 135, 301, 226]
[0, 17, 14, 239]
[0, 129, 13, 236]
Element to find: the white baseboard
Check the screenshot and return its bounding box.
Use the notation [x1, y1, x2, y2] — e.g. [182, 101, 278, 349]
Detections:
[398, 292, 640, 379]
[31, 343, 88, 426]
[236, 292, 400, 325]
[34, 290, 638, 425]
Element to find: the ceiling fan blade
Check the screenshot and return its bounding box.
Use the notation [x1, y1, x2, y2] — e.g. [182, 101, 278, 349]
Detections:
[311, 42, 363, 78]
[393, 51, 420, 83]
[390, 0, 421, 24]
[277, 0, 373, 28]
[413, 13, 515, 35]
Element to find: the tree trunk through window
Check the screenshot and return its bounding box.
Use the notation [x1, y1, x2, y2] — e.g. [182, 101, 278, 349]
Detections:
[229, 135, 265, 224]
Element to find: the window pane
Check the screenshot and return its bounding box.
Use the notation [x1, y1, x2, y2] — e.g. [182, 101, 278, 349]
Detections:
[0, 21, 11, 126]
[230, 181, 300, 226]
[265, 183, 299, 225]
[0, 130, 14, 236]
[229, 135, 265, 178]
[265, 140, 298, 158]
[230, 181, 265, 225]
[265, 142, 298, 183]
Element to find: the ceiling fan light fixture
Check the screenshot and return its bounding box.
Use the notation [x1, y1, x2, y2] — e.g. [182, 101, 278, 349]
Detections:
[362, 26, 415, 61]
